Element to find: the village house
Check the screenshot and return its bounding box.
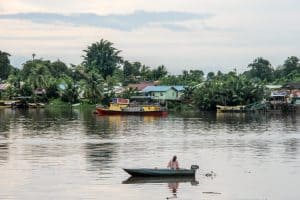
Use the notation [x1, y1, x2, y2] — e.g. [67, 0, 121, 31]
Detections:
[265, 82, 300, 111]
[141, 86, 185, 101]
[127, 81, 157, 92]
[282, 82, 300, 110]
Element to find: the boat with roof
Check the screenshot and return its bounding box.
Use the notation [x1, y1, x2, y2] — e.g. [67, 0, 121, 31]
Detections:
[96, 98, 167, 116]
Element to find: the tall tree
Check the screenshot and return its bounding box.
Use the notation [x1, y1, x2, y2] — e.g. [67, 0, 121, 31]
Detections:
[140, 65, 151, 80]
[61, 81, 79, 104]
[26, 64, 51, 90]
[0, 50, 12, 80]
[21, 59, 51, 80]
[247, 57, 274, 82]
[49, 60, 70, 78]
[80, 70, 104, 103]
[151, 65, 168, 80]
[83, 39, 122, 79]
[123, 61, 142, 84]
[283, 56, 299, 74]
[207, 72, 215, 80]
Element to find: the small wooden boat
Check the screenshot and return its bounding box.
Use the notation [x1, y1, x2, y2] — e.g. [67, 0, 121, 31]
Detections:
[123, 165, 199, 177]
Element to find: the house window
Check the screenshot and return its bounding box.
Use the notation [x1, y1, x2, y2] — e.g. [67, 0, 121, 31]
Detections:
[160, 92, 163, 96]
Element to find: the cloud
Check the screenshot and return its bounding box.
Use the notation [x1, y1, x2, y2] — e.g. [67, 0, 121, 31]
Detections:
[0, 10, 212, 31]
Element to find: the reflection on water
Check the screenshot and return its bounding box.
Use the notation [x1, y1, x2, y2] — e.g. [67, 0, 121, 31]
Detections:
[85, 142, 118, 176]
[122, 176, 199, 199]
[0, 108, 299, 200]
[0, 143, 9, 166]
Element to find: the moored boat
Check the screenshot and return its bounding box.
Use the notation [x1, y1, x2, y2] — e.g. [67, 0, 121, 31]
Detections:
[96, 98, 167, 116]
[0, 101, 15, 108]
[123, 165, 199, 177]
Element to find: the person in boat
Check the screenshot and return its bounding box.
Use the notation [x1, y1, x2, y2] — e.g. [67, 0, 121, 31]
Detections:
[167, 155, 179, 170]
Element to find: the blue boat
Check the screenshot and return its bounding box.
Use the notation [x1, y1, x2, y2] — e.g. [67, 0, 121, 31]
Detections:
[123, 165, 199, 177]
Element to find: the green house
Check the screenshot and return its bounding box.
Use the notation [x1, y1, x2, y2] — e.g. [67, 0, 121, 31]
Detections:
[142, 86, 185, 100]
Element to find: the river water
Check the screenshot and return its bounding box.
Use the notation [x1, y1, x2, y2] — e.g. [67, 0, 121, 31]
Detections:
[0, 108, 299, 200]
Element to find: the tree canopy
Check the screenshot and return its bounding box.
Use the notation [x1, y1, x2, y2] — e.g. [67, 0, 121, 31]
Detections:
[0, 51, 12, 81]
[246, 57, 274, 82]
[82, 39, 122, 79]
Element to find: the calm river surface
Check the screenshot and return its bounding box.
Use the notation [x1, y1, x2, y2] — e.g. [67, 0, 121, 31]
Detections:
[0, 108, 299, 200]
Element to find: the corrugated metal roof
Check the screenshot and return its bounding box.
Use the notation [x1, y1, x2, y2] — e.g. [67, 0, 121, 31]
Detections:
[142, 85, 185, 92]
[173, 86, 185, 91]
[282, 82, 300, 89]
[127, 82, 155, 91]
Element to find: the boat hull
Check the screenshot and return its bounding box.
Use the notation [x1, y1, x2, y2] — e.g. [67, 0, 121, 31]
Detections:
[96, 108, 167, 116]
[123, 168, 196, 177]
[122, 176, 197, 184]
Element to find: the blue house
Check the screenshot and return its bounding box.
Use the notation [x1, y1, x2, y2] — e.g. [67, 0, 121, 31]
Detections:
[142, 86, 185, 100]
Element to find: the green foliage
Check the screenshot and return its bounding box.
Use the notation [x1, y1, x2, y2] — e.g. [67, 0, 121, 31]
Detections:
[193, 72, 265, 110]
[122, 61, 141, 84]
[160, 69, 204, 86]
[273, 56, 300, 83]
[22, 59, 51, 80]
[48, 99, 71, 107]
[207, 72, 215, 81]
[282, 56, 300, 75]
[140, 65, 151, 81]
[167, 101, 195, 113]
[61, 81, 79, 104]
[1, 40, 299, 111]
[1, 86, 18, 100]
[49, 60, 71, 78]
[20, 83, 33, 97]
[83, 39, 122, 79]
[151, 65, 168, 80]
[46, 82, 60, 99]
[26, 62, 51, 90]
[123, 61, 141, 77]
[0, 50, 12, 80]
[80, 70, 104, 104]
[246, 57, 274, 82]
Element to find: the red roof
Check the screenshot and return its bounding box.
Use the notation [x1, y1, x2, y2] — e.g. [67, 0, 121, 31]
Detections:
[127, 82, 155, 91]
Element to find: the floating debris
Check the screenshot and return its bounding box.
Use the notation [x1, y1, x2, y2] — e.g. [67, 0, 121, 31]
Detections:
[203, 192, 222, 195]
[205, 171, 216, 177]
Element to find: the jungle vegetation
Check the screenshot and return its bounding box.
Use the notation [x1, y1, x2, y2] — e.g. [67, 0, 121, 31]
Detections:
[0, 39, 299, 110]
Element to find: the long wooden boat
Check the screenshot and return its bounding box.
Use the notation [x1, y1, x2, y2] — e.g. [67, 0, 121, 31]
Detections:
[0, 100, 17, 108]
[123, 165, 199, 177]
[96, 98, 167, 116]
[216, 105, 246, 113]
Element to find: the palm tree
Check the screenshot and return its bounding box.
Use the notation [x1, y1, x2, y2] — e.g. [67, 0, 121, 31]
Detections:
[0, 50, 12, 80]
[27, 64, 51, 90]
[80, 70, 104, 103]
[83, 39, 122, 79]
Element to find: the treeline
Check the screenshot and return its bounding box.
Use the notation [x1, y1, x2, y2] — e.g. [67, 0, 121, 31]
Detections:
[0, 39, 299, 110]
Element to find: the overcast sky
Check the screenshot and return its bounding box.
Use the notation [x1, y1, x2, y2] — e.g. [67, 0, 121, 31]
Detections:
[0, 0, 299, 74]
